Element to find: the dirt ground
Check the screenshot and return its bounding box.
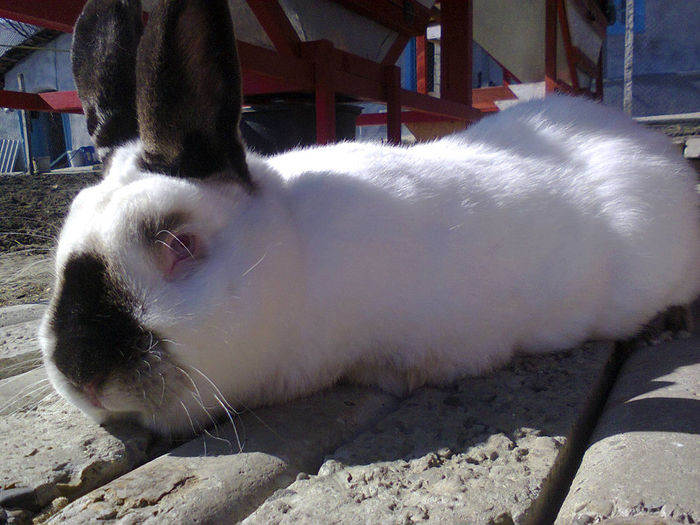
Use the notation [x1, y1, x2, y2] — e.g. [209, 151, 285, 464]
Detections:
[0, 171, 101, 307]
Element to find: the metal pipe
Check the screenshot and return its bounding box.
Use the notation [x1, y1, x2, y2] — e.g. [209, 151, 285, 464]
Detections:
[623, 0, 634, 115]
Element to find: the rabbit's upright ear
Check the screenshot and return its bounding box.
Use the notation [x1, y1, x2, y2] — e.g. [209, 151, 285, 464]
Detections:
[71, 0, 143, 157]
[135, 0, 252, 189]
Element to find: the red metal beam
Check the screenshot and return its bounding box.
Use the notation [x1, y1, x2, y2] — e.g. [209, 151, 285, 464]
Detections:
[401, 89, 480, 121]
[472, 86, 516, 112]
[439, 0, 472, 105]
[381, 34, 410, 66]
[596, 48, 604, 100]
[573, 46, 599, 78]
[0, 0, 482, 142]
[568, 0, 608, 40]
[245, 0, 301, 56]
[557, 0, 579, 91]
[0, 0, 85, 32]
[416, 35, 428, 94]
[545, 0, 558, 93]
[384, 65, 402, 143]
[357, 111, 470, 126]
[242, 72, 307, 97]
[39, 90, 82, 112]
[327, 0, 431, 37]
[301, 41, 337, 144]
[238, 41, 314, 91]
[0, 90, 82, 113]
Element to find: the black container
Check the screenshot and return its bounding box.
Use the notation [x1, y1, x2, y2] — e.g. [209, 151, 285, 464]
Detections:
[240, 102, 362, 155]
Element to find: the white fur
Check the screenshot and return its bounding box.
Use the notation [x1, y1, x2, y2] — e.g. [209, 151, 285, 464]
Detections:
[41, 96, 700, 435]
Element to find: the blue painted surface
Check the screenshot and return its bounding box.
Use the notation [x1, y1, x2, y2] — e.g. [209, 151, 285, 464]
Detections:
[62, 114, 72, 151]
[0, 33, 92, 152]
[401, 38, 417, 91]
[607, 0, 646, 35]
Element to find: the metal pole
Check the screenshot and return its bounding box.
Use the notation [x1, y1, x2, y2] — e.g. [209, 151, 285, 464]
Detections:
[623, 0, 634, 115]
[17, 73, 34, 175]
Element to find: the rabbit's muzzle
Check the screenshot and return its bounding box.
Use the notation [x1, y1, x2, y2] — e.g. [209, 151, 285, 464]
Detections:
[48, 252, 158, 391]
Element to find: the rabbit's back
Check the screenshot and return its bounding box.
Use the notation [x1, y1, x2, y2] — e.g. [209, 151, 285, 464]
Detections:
[265, 97, 700, 378]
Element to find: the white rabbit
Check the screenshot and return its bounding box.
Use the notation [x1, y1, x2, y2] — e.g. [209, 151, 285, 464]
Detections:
[40, 0, 700, 437]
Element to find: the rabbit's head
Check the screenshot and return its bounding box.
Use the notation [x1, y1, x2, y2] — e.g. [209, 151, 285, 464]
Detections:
[40, 0, 302, 436]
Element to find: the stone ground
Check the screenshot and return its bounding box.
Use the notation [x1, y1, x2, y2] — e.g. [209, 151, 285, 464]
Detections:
[1, 301, 698, 524]
[1, 169, 699, 524]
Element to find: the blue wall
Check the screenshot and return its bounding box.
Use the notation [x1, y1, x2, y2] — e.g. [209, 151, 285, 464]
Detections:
[0, 32, 92, 156]
[604, 0, 700, 116]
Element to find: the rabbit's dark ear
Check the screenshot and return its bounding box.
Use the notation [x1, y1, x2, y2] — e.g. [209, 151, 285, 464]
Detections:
[135, 0, 252, 189]
[71, 0, 143, 157]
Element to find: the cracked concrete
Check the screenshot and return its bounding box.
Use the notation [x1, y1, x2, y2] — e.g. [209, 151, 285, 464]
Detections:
[555, 337, 700, 525]
[1, 303, 699, 524]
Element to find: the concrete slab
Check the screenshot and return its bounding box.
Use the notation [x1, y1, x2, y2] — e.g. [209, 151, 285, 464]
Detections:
[0, 304, 47, 379]
[0, 393, 153, 514]
[683, 137, 700, 159]
[0, 319, 43, 379]
[47, 386, 399, 524]
[555, 337, 700, 525]
[0, 304, 46, 328]
[243, 343, 616, 525]
[0, 367, 50, 416]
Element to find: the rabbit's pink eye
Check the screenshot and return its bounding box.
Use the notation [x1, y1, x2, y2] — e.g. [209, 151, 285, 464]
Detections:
[154, 231, 199, 280]
[169, 233, 195, 260]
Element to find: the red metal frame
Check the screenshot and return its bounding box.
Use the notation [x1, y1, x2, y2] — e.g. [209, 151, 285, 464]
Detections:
[383, 65, 402, 143]
[328, 0, 431, 38]
[439, 0, 472, 106]
[545, 0, 558, 94]
[0, 0, 609, 142]
[0, 0, 83, 32]
[0, 90, 82, 113]
[544, 0, 605, 99]
[415, 35, 428, 94]
[0, 0, 481, 143]
[472, 86, 517, 113]
[246, 0, 300, 56]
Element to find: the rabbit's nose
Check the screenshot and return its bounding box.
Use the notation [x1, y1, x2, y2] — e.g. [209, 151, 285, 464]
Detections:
[48, 252, 151, 390]
[82, 380, 104, 409]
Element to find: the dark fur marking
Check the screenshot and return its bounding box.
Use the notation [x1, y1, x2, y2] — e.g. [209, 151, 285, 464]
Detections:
[50, 253, 153, 388]
[139, 211, 189, 248]
[71, 0, 143, 156]
[135, 0, 253, 189]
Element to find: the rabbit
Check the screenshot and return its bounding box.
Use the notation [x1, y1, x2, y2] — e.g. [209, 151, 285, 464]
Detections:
[39, 0, 700, 438]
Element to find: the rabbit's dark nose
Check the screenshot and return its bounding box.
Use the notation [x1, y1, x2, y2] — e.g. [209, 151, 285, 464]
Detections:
[48, 252, 149, 388]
